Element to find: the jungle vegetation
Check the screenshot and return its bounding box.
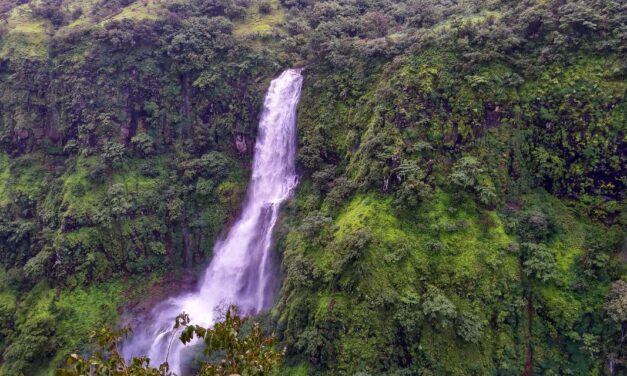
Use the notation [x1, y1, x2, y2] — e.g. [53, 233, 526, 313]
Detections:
[0, 0, 625, 374]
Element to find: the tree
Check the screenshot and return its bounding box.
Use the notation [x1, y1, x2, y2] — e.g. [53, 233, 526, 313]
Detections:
[521, 242, 557, 283]
[393, 160, 431, 210]
[258, 1, 272, 14]
[605, 280, 627, 327]
[3, 315, 58, 375]
[31, 0, 67, 27]
[101, 141, 126, 168]
[604, 280, 627, 373]
[57, 307, 283, 376]
[178, 306, 284, 376]
[456, 311, 484, 343]
[449, 156, 482, 189]
[130, 133, 155, 157]
[516, 210, 552, 242]
[421, 285, 457, 328]
[448, 156, 497, 207]
[55, 327, 171, 376]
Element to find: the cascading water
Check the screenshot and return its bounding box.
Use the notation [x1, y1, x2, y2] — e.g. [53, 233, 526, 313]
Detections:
[122, 69, 303, 375]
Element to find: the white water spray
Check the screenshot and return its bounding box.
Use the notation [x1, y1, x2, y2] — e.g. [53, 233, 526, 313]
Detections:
[122, 69, 303, 374]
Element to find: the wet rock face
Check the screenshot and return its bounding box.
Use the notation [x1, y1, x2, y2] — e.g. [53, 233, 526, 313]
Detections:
[10, 128, 31, 155]
[33, 127, 45, 140]
[46, 125, 60, 142]
[7, 124, 62, 154]
[486, 105, 502, 128]
[120, 124, 131, 144]
[14, 128, 29, 140]
[235, 133, 247, 154]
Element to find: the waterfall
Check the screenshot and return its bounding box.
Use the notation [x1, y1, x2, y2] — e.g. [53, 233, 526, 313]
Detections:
[122, 69, 303, 375]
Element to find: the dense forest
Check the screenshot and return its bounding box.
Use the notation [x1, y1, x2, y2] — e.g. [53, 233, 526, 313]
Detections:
[0, 0, 625, 374]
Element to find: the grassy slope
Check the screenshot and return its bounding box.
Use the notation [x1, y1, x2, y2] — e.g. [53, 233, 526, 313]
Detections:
[279, 188, 618, 374]
[0, 3, 48, 59]
[11, 278, 154, 375]
[233, 0, 285, 37]
[279, 191, 523, 374]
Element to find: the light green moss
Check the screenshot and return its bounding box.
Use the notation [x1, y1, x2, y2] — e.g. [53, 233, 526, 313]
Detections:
[0, 153, 10, 206]
[0, 21, 48, 59]
[0, 154, 47, 200]
[281, 363, 313, 376]
[233, 0, 285, 36]
[50, 281, 126, 367]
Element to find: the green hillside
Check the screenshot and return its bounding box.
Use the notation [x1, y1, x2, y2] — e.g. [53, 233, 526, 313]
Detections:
[0, 0, 624, 374]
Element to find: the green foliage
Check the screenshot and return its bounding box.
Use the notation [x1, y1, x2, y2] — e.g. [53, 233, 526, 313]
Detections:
[102, 141, 127, 168]
[3, 314, 58, 374]
[179, 305, 284, 375]
[449, 156, 497, 207]
[521, 243, 557, 283]
[0, 0, 625, 374]
[130, 133, 156, 157]
[421, 285, 456, 327]
[449, 157, 482, 190]
[55, 326, 171, 376]
[516, 210, 553, 243]
[277, 193, 524, 374]
[23, 248, 53, 284]
[393, 160, 432, 210]
[455, 311, 485, 344]
[604, 280, 627, 327]
[56, 306, 283, 376]
[604, 280, 627, 371]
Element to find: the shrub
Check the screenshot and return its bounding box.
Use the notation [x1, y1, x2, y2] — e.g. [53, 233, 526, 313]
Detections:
[283, 253, 317, 289]
[179, 306, 284, 375]
[517, 211, 552, 242]
[393, 161, 431, 210]
[604, 280, 627, 371]
[425, 240, 446, 253]
[200, 152, 230, 179]
[258, 1, 272, 14]
[2, 315, 58, 375]
[55, 327, 169, 376]
[422, 285, 456, 327]
[579, 228, 617, 279]
[456, 311, 484, 343]
[604, 280, 627, 328]
[324, 177, 355, 209]
[521, 242, 557, 283]
[101, 141, 126, 168]
[449, 156, 482, 190]
[62, 140, 79, 155]
[139, 161, 160, 178]
[329, 229, 373, 280]
[311, 164, 337, 192]
[448, 156, 496, 207]
[476, 185, 497, 207]
[195, 178, 216, 196]
[167, 197, 184, 222]
[23, 249, 53, 283]
[300, 211, 333, 238]
[105, 184, 133, 220]
[130, 133, 155, 156]
[87, 160, 107, 183]
[31, 0, 67, 27]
